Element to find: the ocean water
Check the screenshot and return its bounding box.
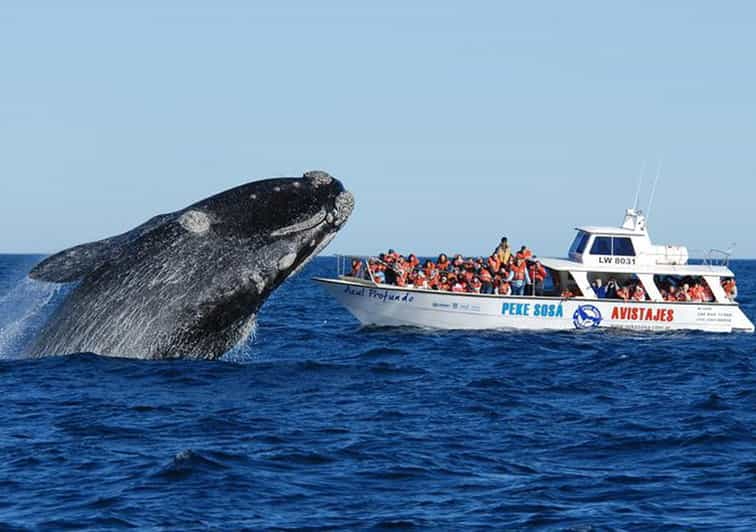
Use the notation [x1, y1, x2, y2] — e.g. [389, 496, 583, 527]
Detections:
[1, 254, 756, 530]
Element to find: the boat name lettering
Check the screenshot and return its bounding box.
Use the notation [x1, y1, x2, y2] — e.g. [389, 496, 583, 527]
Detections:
[371, 288, 414, 303]
[342, 285, 415, 303]
[598, 256, 636, 266]
[502, 302, 563, 318]
[610, 306, 674, 322]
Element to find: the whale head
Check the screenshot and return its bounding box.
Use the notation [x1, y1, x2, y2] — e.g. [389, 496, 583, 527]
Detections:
[28, 171, 354, 359]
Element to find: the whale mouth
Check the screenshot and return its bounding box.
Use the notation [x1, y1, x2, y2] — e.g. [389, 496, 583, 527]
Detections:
[270, 210, 327, 238]
[269, 191, 354, 238]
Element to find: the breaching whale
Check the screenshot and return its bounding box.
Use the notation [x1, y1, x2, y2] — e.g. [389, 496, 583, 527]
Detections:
[28, 171, 354, 360]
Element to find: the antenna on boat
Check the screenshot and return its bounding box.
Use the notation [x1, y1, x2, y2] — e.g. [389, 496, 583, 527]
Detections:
[633, 160, 646, 211]
[646, 157, 663, 222]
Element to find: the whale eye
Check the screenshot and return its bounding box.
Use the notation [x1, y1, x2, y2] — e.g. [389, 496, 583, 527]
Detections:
[178, 210, 211, 234]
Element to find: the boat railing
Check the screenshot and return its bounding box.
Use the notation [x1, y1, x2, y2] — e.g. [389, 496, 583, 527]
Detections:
[335, 255, 377, 283]
[685, 245, 734, 268]
[703, 246, 734, 268]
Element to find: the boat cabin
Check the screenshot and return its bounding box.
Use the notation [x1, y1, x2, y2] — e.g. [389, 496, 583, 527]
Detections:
[539, 209, 735, 304]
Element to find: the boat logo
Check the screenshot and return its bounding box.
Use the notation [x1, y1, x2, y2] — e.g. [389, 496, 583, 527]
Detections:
[573, 305, 602, 329]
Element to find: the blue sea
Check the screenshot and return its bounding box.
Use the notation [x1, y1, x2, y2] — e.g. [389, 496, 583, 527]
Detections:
[1, 254, 756, 530]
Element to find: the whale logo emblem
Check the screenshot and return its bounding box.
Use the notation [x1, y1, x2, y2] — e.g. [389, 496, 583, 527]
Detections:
[573, 305, 602, 329]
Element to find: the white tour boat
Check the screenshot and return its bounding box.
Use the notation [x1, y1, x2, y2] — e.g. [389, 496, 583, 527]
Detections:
[314, 209, 754, 333]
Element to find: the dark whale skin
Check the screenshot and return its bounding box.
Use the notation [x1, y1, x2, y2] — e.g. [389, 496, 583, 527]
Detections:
[28, 171, 354, 360]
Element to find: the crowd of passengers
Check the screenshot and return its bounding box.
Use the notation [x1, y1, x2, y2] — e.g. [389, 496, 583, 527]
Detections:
[590, 277, 737, 302]
[350, 237, 552, 296]
[348, 236, 739, 302]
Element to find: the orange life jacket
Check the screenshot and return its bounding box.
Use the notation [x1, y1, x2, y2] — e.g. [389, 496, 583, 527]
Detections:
[529, 264, 546, 282]
[512, 263, 526, 281]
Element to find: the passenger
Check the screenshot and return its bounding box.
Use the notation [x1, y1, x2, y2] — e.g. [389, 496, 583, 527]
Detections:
[438, 274, 450, 291]
[373, 265, 386, 284]
[516, 245, 533, 261]
[451, 278, 466, 292]
[723, 278, 737, 301]
[419, 259, 432, 278]
[463, 262, 475, 283]
[528, 259, 547, 297]
[408, 254, 420, 269]
[665, 285, 678, 302]
[497, 280, 512, 296]
[616, 285, 630, 301]
[605, 279, 619, 299]
[592, 278, 607, 298]
[508, 257, 531, 296]
[561, 289, 575, 298]
[632, 284, 646, 302]
[479, 267, 494, 294]
[469, 276, 482, 294]
[689, 283, 704, 302]
[495, 237, 511, 264]
[487, 253, 501, 274]
[452, 254, 465, 269]
[350, 258, 363, 278]
[382, 258, 397, 285]
[677, 283, 691, 301]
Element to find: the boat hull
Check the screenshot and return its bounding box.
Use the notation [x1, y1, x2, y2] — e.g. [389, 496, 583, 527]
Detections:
[314, 278, 755, 333]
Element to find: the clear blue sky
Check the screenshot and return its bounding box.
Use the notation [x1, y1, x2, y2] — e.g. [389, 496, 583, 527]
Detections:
[2, 2, 754, 257]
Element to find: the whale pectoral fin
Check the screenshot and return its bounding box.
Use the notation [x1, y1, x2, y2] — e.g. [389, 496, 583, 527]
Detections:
[29, 240, 120, 283]
[29, 213, 176, 283]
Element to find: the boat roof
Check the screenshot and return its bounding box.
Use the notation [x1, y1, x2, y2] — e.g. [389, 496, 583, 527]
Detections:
[539, 256, 734, 277]
[575, 225, 645, 236]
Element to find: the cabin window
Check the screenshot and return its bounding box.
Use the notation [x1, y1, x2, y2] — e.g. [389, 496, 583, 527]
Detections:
[569, 232, 590, 255]
[590, 236, 612, 255]
[612, 237, 635, 257]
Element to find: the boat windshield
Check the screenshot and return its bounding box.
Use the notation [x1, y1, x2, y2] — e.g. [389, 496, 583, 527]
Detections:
[568, 231, 590, 255]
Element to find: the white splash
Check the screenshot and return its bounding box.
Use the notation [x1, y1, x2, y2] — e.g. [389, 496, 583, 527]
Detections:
[0, 277, 68, 359]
